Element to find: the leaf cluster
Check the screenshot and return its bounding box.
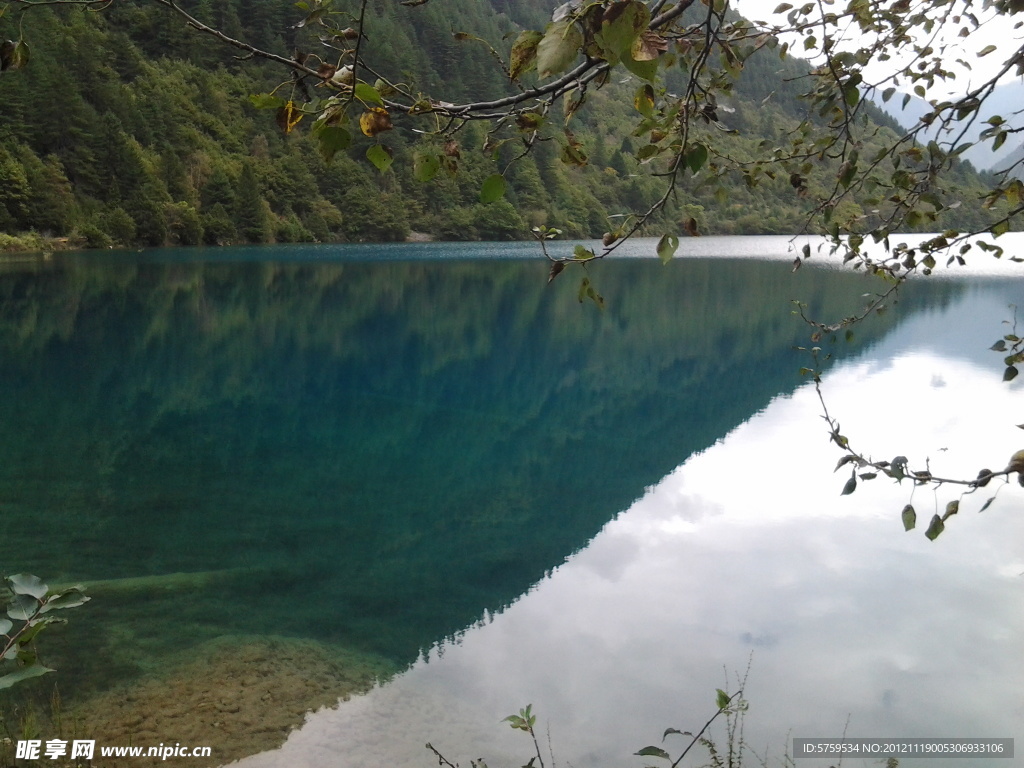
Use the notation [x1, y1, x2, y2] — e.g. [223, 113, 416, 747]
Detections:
[1, 574, 88, 691]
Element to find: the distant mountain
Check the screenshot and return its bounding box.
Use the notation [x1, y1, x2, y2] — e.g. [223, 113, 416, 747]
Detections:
[992, 139, 1024, 180]
[868, 80, 1024, 172]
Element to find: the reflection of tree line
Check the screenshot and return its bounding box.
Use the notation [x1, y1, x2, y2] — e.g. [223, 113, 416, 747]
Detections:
[0, 256, 960, 685]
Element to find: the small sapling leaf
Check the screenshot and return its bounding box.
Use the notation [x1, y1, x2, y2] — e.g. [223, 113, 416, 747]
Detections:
[8, 574, 48, 600]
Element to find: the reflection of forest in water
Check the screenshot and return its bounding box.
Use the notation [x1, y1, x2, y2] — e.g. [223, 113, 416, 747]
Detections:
[0, 252, 960, 698]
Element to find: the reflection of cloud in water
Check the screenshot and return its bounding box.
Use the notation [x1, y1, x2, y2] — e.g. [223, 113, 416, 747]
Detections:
[231, 285, 1024, 768]
[572, 530, 641, 583]
[571, 489, 727, 583]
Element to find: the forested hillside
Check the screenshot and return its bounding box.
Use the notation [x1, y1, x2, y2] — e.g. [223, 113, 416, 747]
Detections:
[0, 0, 999, 248]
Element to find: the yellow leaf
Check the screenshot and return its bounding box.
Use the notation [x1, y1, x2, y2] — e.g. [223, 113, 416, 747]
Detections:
[359, 107, 393, 137]
[276, 101, 305, 134]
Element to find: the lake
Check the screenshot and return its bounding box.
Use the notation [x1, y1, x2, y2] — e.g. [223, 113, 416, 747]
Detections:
[0, 236, 1021, 767]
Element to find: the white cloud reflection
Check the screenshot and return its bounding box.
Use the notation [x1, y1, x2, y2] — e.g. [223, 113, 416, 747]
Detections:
[231, 286, 1024, 768]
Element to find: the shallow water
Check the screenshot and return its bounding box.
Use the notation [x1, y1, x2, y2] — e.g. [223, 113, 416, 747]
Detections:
[0, 236, 1021, 767]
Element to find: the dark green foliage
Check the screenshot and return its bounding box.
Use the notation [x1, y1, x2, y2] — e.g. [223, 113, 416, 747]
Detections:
[0, 0, 1004, 247]
[166, 201, 204, 246]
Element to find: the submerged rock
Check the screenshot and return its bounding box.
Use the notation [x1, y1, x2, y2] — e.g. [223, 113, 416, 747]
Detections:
[69, 634, 397, 767]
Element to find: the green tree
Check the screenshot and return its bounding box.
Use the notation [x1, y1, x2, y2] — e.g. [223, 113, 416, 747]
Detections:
[0, 148, 31, 231]
[235, 162, 271, 243]
[18, 151, 79, 235]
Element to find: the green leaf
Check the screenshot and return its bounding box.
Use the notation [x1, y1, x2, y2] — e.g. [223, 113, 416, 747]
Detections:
[579, 276, 591, 302]
[315, 125, 351, 165]
[979, 496, 996, 513]
[365, 144, 394, 173]
[978, 44, 997, 57]
[8, 574, 48, 600]
[841, 471, 857, 496]
[560, 139, 588, 166]
[509, 30, 543, 80]
[621, 51, 658, 81]
[838, 161, 857, 188]
[662, 728, 691, 740]
[5, 39, 29, 71]
[6, 594, 38, 622]
[39, 588, 89, 613]
[0, 618, 11, 634]
[480, 174, 507, 204]
[834, 455, 855, 471]
[0, 663, 53, 691]
[715, 688, 731, 709]
[413, 151, 441, 182]
[843, 83, 860, 107]
[925, 514, 945, 540]
[577, 276, 604, 308]
[354, 82, 385, 106]
[636, 144, 663, 162]
[635, 747, 671, 760]
[941, 500, 959, 520]
[685, 143, 709, 173]
[12, 618, 54, 647]
[573, 245, 595, 260]
[890, 455, 908, 481]
[503, 714, 528, 730]
[991, 339, 1008, 351]
[249, 93, 287, 110]
[1004, 365, 1018, 382]
[901, 504, 916, 531]
[595, 0, 650, 63]
[536, 20, 583, 79]
[634, 84, 655, 117]
[14, 39, 29, 69]
[656, 234, 679, 264]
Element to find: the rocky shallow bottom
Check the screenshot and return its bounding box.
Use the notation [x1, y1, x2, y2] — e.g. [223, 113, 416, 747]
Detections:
[62, 635, 397, 767]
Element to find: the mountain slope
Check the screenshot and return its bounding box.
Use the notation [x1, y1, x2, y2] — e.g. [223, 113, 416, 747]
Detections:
[0, 0, 1001, 247]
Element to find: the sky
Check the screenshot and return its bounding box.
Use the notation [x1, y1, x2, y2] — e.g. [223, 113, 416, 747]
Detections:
[732, 0, 1024, 96]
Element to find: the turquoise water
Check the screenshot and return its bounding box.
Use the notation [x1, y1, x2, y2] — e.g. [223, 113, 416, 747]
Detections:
[1, 239, 1021, 767]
